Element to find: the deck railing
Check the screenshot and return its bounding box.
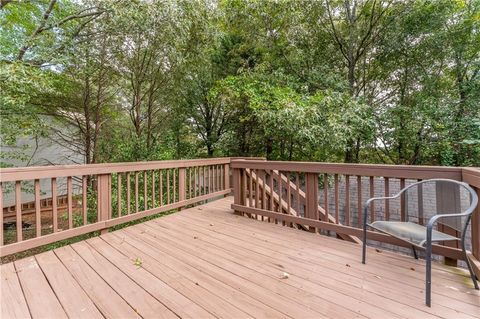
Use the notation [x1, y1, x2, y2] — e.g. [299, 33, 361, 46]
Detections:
[1, 157, 479, 274]
[0, 158, 233, 256]
[231, 160, 480, 267]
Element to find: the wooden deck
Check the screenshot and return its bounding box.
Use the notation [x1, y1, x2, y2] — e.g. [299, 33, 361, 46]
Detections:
[2, 197, 479, 319]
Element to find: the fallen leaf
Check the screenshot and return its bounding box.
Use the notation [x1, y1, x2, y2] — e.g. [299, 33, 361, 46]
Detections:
[133, 258, 143, 267]
[280, 272, 290, 279]
[209, 223, 214, 226]
[410, 267, 415, 271]
[345, 264, 351, 267]
[375, 249, 382, 253]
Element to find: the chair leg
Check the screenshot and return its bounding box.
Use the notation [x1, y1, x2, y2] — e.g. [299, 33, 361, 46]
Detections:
[425, 245, 432, 307]
[462, 240, 479, 290]
[412, 245, 418, 260]
[362, 227, 367, 264]
[425, 230, 432, 307]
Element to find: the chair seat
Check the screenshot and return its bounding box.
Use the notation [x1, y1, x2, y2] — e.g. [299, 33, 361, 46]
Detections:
[368, 221, 459, 247]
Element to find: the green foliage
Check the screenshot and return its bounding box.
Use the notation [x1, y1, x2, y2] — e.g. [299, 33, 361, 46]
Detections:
[1, 0, 479, 167]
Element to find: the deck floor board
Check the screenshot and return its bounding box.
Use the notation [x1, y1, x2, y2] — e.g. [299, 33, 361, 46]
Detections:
[1, 196, 479, 319]
[149, 214, 476, 318]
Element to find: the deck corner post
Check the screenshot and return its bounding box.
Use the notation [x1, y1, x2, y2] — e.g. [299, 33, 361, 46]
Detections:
[178, 167, 186, 210]
[472, 186, 480, 261]
[232, 168, 244, 215]
[97, 174, 112, 235]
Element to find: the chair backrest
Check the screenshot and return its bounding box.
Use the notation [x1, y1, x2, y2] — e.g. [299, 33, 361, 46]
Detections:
[401, 179, 478, 233]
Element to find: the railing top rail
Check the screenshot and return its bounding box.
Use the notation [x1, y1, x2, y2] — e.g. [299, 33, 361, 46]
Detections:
[231, 159, 465, 180]
[462, 168, 480, 188]
[0, 157, 232, 182]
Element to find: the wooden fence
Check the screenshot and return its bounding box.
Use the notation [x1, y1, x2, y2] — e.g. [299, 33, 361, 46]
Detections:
[231, 160, 480, 267]
[0, 158, 232, 256]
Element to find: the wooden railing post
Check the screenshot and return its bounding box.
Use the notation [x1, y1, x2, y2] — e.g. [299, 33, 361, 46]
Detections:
[97, 174, 111, 234]
[471, 186, 480, 261]
[305, 173, 318, 232]
[178, 167, 186, 210]
[224, 163, 230, 195]
[232, 167, 245, 214]
[460, 168, 480, 279]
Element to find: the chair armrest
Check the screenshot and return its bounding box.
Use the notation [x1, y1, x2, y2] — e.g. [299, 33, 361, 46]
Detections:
[426, 213, 467, 229]
[363, 195, 399, 227]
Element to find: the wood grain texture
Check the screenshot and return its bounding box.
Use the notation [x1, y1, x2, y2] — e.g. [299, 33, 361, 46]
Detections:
[1, 262, 31, 319]
[2, 197, 478, 319]
[15, 257, 67, 318]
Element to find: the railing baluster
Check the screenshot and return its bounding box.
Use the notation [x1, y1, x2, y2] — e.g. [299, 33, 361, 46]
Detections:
[357, 176, 362, 227]
[203, 166, 206, 195]
[278, 171, 284, 224]
[417, 179, 424, 225]
[117, 173, 122, 217]
[194, 167, 198, 198]
[52, 178, 58, 232]
[255, 169, 259, 209]
[262, 170, 266, 210]
[287, 172, 291, 217]
[143, 171, 148, 210]
[127, 172, 131, 214]
[151, 170, 155, 207]
[211, 165, 214, 192]
[67, 176, 73, 229]
[248, 169, 253, 207]
[213, 165, 216, 192]
[345, 175, 350, 226]
[189, 168, 192, 199]
[296, 173, 301, 214]
[269, 170, 274, 212]
[135, 172, 139, 213]
[159, 170, 163, 205]
[35, 179, 41, 237]
[173, 168, 177, 201]
[82, 176, 87, 225]
[334, 174, 339, 224]
[167, 169, 170, 204]
[400, 178, 406, 221]
[15, 181, 22, 242]
[370, 176, 374, 222]
[279, 171, 283, 213]
[324, 173, 329, 221]
[384, 177, 389, 221]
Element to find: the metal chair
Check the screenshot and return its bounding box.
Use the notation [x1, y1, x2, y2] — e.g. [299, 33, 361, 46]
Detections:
[361, 178, 479, 307]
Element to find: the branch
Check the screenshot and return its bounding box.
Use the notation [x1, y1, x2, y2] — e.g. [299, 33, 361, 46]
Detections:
[17, 0, 57, 60]
[325, 0, 350, 62]
[39, 8, 105, 33]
